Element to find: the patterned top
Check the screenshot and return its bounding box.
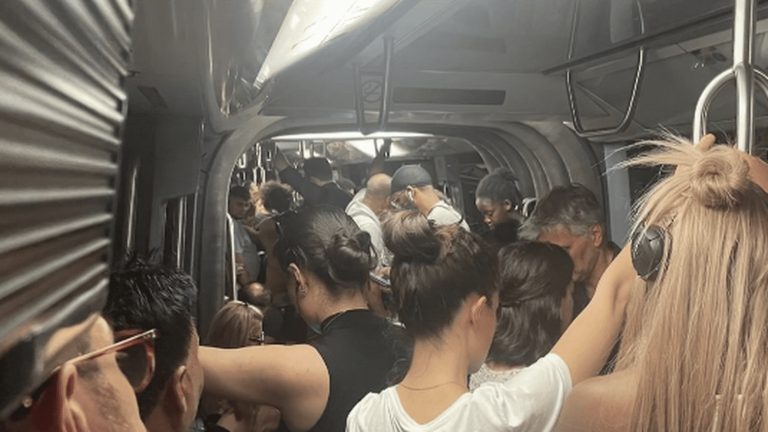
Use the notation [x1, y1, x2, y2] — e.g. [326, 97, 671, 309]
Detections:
[469, 363, 524, 391]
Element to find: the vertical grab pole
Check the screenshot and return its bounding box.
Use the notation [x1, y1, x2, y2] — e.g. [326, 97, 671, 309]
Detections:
[733, 0, 756, 153]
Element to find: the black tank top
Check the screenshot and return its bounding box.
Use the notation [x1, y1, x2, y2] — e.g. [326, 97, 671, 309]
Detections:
[306, 309, 397, 432]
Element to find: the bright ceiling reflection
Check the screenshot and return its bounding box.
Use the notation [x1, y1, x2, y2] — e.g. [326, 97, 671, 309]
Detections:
[255, 0, 400, 88]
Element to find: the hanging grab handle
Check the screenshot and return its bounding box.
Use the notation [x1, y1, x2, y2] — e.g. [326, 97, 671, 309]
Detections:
[694, 0, 768, 153]
[566, 48, 646, 138]
[354, 37, 394, 136]
[565, 0, 646, 138]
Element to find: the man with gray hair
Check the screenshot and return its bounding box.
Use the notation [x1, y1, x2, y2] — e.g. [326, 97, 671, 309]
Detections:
[519, 183, 620, 317]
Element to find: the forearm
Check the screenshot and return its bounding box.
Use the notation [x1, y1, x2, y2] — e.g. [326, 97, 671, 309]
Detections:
[552, 247, 635, 384]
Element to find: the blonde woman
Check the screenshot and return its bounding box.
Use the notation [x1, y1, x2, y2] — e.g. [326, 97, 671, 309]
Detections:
[556, 135, 768, 432]
[203, 301, 280, 432]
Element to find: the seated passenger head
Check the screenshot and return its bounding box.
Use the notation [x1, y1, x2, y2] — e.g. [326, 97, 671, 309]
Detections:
[519, 183, 606, 284]
[272, 206, 375, 326]
[382, 210, 498, 371]
[0, 315, 147, 432]
[389, 165, 434, 212]
[259, 181, 293, 215]
[228, 185, 252, 220]
[205, 301, 281, 431]
[104, 255, 202, 432]
[207, 301, 264, 349]
[489, 241, 574, 368]
[303, 158, 333, 184]
[617, 138, 768, 430]
[475, 167, 524, 228]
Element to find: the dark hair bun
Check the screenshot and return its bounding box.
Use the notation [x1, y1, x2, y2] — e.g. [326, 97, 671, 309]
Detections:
[689, 146, 750, 209]
[326, 231, 375, 285]
[383, 211, 444, 264]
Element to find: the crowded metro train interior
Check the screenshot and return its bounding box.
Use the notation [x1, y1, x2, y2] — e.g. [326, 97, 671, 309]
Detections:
[4, 0, 768, 431]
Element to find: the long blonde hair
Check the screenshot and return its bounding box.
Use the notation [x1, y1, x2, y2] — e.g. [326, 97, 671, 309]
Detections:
[616, 136, 768, 432]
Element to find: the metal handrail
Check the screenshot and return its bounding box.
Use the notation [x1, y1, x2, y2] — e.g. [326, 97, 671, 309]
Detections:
[354, 37, 394, 135]
[565, 0, 646, 138]
[225, 213, 238, 302]
[694, 0, 766, 153]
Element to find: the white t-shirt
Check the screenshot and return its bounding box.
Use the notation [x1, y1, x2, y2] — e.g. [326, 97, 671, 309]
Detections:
[346, 199, 393, 267]
[346, 353, 571, 432]
[427, 201, 470, 231]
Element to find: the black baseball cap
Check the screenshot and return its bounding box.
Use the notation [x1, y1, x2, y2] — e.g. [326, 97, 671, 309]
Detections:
[391, 165, 433, 194]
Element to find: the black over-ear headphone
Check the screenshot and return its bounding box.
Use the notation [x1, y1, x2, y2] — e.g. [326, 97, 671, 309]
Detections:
[630, 225, 666, 281]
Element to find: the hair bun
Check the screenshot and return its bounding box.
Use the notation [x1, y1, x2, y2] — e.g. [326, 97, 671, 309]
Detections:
[325, 232, 374, 285]
[383, 211, 443, 264]
[689, 146, 750, 209]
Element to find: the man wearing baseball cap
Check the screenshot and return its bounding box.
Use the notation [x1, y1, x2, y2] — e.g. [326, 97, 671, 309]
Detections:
[389, 165, 469, 231]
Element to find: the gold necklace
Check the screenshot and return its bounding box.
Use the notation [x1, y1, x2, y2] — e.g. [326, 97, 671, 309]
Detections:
[399, 381, 466, 391]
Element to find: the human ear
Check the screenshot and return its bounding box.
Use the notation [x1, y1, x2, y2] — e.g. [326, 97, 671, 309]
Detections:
[591, 224, 604, 247]
[503, 199, 513, 212]
[172, 365, 190, 415]
[469, 295, 489, 324]
[30, 363, 87, 431]
[288, 263, 308, 295]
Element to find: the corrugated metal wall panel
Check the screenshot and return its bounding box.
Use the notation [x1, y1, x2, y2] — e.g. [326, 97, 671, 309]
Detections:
[0, 0, 133, 417]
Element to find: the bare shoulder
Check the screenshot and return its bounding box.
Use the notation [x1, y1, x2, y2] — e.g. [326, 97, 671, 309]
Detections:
[554, 368, 638, 432]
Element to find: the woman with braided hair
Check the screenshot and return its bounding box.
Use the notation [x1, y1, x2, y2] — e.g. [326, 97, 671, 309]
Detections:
[200, 205, 398, 432]
[556, 135, 768, 432]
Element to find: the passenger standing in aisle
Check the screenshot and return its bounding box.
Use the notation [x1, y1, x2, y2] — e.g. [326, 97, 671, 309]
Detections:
[272, 147, 352, 209]
[389, 164, 470, 230]
[104, 256, 203, 432]
[519, 184, 619, 317]
[475, 167, 525, 247]
[345, 173, 394, 267]
[229, 186, 263, 289]
[555, 136, 768, 432]
[470, 241, 574, 390]
[347, 209, 635, 432]
[200, 206, 398, 432]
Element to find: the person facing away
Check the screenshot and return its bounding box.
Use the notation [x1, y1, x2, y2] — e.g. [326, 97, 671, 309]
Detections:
[470, 241, 575, 390]
[200, 205, 398, 432]
[519, 183, 620, 317]
[272, 147, 352, 210]
[229, 186, 263, 290]
[475, 167, 525, 247]
[347, 209, 637, 432]
[203, 301, 280, 432]
[345, 173, 394, 268]
[0, 314, 150, 432]
[103, 255, 203, 432]
[388, 164, 470, 231]
[555, 135, 768, 432]
[259, 181, 293, 215]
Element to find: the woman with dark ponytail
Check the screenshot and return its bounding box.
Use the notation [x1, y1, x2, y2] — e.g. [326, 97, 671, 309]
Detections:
[200, 206, 398, 432]
[475, 167, 525, 246]
[347, 207, 637, 431]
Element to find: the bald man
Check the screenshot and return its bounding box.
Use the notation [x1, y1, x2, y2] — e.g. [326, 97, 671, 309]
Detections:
[346, 173, 393, 267]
